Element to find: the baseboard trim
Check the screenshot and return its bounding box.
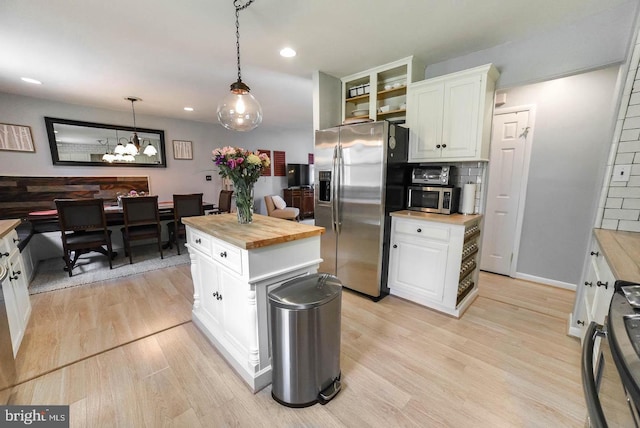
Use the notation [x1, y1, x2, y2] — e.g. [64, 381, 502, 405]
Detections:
[513, 272, 576, 291]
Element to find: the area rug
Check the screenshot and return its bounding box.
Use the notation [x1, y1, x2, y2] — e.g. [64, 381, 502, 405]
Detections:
[29, 243, 190, 295]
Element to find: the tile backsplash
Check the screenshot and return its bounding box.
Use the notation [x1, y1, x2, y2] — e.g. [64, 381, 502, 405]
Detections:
[450, 161, 487, 214]
[600, 30, 640, 231]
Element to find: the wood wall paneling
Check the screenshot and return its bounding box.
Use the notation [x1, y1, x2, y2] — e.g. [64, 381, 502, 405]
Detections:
[0, 176, 150, 219]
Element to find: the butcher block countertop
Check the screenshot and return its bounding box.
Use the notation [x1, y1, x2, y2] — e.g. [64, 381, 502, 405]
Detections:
[391, 210, 482, 226]
[594, 228, 640, 283]
[182, 213, 325, 250]
[0, 219, 21, 239]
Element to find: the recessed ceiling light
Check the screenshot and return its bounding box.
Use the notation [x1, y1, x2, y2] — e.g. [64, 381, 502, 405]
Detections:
[184, 107, 194, 112]
[279, 47, 296, 58]
[21, 77, 42, 85]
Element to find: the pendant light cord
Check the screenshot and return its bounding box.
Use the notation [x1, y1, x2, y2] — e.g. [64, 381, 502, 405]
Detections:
[234, 0, 254, 83]
[130, 99, 137, 131]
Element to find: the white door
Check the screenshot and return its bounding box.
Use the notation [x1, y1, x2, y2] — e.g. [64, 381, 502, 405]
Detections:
[481, 109, 532, 276]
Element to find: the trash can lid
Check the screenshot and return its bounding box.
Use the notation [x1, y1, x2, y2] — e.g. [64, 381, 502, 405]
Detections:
[268, 273, 342, 309]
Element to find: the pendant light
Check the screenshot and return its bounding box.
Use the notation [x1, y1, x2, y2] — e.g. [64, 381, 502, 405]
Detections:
[216, 0, 262, 132]
[125, 96, 141, 155]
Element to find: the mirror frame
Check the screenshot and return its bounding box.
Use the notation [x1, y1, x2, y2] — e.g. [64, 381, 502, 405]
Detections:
[45, 117, 167, 168]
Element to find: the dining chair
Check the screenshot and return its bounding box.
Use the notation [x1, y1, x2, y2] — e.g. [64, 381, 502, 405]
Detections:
[120, 196, 163, 264]
[168, 193, 204, 255]
[209, 190, 233, 215]
[55, 198, 114, 277]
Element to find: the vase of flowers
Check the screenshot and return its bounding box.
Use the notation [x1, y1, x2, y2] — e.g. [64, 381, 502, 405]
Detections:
[212, 146, 270, 224]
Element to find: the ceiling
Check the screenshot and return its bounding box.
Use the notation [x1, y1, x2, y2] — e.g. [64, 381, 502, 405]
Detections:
[0, 0, 633, 131]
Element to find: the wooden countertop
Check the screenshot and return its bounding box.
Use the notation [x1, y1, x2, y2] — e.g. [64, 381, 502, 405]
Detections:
[594, 228, 640, 283]
[182, 213, 325, 250]
[390, 210, 482, 226]
[0, 219, 21, 239]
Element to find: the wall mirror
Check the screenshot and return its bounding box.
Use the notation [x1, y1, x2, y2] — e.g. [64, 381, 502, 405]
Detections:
[45, 117, 167, 167]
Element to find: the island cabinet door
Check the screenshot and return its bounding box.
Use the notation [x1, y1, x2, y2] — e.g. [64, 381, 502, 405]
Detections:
[218, 269, 250, 357]
[8, 251, 30, 331]
[194, 252, 223, 331]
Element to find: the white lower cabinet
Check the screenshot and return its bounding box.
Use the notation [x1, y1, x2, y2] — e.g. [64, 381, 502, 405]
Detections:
[571, 237, 614, 342]
[388, 216, 481, 318]
[186, 225, 321, 393]
[1, 226, 32, 357]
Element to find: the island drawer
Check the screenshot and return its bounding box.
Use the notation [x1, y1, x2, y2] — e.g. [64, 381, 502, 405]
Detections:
[212, 240, 242, 275]
[188, 228, 212, 257]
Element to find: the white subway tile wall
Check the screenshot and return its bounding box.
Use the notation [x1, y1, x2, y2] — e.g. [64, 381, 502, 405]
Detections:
[602, 30, 640, 231]
[450, 161, 486, 214]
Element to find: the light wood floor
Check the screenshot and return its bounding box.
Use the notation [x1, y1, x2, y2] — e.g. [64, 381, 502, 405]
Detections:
[8, 269, 584, 427]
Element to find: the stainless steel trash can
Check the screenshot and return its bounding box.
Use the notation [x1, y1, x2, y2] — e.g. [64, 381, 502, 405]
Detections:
[269, 273, 342, 407]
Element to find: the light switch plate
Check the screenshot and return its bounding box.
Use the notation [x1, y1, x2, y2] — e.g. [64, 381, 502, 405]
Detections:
[612, 165, 632, 182]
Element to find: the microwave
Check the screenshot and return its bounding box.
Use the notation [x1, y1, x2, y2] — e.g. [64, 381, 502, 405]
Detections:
[412, 166, 455, 186]
[407, 186, 460, 215]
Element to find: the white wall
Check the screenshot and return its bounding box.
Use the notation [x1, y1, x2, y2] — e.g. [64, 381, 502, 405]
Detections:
[0, 92, 313, 215]
[495, 66, 620, 285]
[424, 1, 638, 89]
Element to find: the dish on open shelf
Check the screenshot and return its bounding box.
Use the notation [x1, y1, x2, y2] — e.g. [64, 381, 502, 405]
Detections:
[352, 109, 369, 117]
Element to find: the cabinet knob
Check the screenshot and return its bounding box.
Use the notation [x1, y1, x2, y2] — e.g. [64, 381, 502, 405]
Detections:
[13, 270, 21, 276]
[416, 228, 422, 233]
[9, 275, 18, 281]
[212, 291, 219, 298]
[195, 238, 201, 244]
[441, 144, 447, 148]
[392, 244, 397, 249]
[590, 251, 599, 257]
[596, 281, 609, 289]
[577, 320, 585, 326]
[220, 251, 227, 258]
[12, 237, 19, 243]
[436, 144, 441, 149]
[584, 281, 593, 287]
[0, 252, 8, 258]
[216, 294, 223, 301]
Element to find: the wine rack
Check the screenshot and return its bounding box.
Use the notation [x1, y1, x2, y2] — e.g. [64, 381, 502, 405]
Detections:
[457, 221, 481, 305]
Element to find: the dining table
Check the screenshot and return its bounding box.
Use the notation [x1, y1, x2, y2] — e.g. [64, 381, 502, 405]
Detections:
[25, 200, 215, 233]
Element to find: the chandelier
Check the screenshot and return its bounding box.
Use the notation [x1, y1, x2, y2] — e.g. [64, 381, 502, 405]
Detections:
[125, 96, 141, 155]
[216, 0, 262, 131]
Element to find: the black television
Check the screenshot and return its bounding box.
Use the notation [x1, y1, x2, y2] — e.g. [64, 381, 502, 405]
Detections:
[287, 163, 310, 188]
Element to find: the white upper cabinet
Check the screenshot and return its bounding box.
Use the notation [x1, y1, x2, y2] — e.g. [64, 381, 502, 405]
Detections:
[407, 64, 499, 162]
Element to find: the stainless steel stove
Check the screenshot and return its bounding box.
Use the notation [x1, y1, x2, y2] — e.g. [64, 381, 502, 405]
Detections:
[583, 280, 640, 427]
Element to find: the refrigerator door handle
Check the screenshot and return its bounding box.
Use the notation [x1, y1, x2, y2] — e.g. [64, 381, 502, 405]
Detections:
[336, 144, 343, 235]
[331, 145, 338, 233]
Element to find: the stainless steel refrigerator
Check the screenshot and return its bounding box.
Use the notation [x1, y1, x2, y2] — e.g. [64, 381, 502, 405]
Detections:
[314, 121, 408, 299]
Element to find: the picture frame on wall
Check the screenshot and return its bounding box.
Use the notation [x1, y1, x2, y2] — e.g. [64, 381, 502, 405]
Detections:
[0, 123, 35, 152]
[172, 140, 193, 160]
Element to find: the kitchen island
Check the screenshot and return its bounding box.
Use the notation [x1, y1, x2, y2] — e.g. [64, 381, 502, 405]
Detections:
[388, 211, 483, 318]
[182, 213, 324, 392]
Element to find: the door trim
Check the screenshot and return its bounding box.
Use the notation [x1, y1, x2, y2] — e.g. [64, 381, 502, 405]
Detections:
[490, 104, 536, 277]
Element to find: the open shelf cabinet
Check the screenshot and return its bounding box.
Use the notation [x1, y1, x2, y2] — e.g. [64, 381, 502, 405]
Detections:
[341, 56, 424, 124]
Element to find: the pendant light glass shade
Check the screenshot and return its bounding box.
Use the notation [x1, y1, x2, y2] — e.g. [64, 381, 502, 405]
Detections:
[125, 138, 138, 156]
[217, 0, 261, 132]
[217, 81, 262, 131]
[143, 140, 157, 156]
[114, 141, 126, 155]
